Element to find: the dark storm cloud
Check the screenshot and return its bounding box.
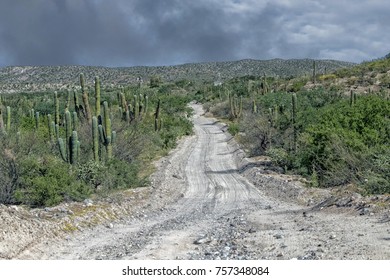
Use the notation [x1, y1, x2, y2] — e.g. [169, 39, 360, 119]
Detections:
[0, 0, 389, 67]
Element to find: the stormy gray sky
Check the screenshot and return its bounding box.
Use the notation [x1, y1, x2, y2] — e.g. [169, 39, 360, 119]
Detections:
[0, 0, 389, 67]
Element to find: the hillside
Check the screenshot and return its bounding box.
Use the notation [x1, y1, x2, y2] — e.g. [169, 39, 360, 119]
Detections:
[0, 58, 354, 93]
[302, 56, 390, 95]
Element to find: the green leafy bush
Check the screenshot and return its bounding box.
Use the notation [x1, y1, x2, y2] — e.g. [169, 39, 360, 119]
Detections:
[95, 158, 144, 190]
[15, 156, 91, 207]
[293, 95, 389, 191]
[266, 148, 290, 168]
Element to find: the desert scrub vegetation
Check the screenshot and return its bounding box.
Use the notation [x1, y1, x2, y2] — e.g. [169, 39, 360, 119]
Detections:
[0, 74, 194, 207]
[336, 56, 390, 78]
[0, 59, 353, 94]
[200, 71, 390, 195]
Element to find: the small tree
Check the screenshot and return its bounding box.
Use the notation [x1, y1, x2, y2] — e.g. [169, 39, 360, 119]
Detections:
[150, 76, 162, 88]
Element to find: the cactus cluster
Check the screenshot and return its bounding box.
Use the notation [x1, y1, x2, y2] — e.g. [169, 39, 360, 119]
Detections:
[268, 105, 279, 128]
[229, 92, 242, 119]
[97, 101, 116, 160]
[50, 75, 117, 164]
[119, 91, 149, 123]
[57, 109, 80, 164]
[0, 106, 10, 133]
[80, 73, 92, 123]
[0, 73, 161, 168]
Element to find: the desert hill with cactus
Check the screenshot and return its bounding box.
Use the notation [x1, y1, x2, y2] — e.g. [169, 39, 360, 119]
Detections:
[0, 58, 354, 93]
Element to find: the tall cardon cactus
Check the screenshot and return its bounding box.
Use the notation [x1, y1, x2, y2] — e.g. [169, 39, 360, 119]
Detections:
[80, 73, 92, 123]
[229, 93, 242, 119]
[95, 76, 101, 117]
[57, 109, 80, 164]
[98, 101, 116, 160]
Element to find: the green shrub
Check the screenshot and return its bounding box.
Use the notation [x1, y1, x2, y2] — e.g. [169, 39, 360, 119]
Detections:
[319, 74, 337, 81]
[266, 147, 290, 168]
[361, 148, 390, 194]
[210, 101, 230, 118]
[158, 114, 193, 149]
[15, 156, 91, 207]
[228, 122, 240, 136]
[77, 160, 104, 188]
[361, 173, 390, 195]
[293, 95, 389, 189]
[291, 79, 307, 92]
[96, 158, 145, 190]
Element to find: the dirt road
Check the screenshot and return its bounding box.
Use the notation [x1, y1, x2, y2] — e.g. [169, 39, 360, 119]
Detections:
[13, 103, 390, 260]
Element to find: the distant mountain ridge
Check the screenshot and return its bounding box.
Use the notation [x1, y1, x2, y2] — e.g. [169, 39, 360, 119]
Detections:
[0, 58, 355, 93]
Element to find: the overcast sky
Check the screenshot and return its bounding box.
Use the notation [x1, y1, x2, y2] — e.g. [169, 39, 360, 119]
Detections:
[0, 0, 389, 67]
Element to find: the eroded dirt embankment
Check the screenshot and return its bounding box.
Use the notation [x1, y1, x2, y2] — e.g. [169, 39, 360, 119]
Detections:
[1, 103, 389, 260]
